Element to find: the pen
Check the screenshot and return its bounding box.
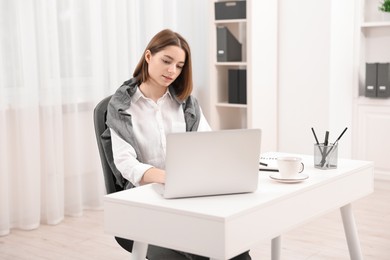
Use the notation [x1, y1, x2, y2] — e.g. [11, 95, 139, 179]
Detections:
[312, 127, 324, 157]
[323, 127, 348, 158]
[324, 131, 329, 146]
[311, 127, 320, 145]
[259, 168, 279, 172]
[333, 127, 348, 145]
[320, 131, 330, 167]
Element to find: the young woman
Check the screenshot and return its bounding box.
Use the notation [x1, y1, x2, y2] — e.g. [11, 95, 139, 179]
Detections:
[104, 29, 251, 260]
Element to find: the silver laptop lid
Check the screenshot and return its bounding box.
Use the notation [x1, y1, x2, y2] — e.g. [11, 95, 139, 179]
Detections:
[163, 129, 261, 199]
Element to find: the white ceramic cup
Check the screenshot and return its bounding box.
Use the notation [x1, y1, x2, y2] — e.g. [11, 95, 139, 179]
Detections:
[277, 157, 304, 179]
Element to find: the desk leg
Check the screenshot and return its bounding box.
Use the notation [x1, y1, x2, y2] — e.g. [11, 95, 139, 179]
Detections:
[340, 204, 363, 260]
[271, 236, 281, 260]
[131, 241, 148, 260]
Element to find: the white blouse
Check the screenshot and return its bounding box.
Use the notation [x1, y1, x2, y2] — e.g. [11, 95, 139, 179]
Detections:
[110, 88, 211, 186]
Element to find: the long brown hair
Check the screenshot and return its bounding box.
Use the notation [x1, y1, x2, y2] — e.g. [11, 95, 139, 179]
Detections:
[133, 29, 193, 101]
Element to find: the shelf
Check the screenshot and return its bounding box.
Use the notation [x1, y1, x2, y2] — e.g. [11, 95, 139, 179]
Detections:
[361, 21, 390, 28]
[216, 102, 247, 109]
[355, 96, 390, 106]
[353, 1, 390, 178]
[361, 21, 390, 36]
[215, 62, 247, 66]
[210, 0, 257, 130]
[215, 19, 246, 24]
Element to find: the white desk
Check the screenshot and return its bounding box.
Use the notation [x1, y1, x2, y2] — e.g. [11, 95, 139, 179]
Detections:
[104, 155, 374, 260]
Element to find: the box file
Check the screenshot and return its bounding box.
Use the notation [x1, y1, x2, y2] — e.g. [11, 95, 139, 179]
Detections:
[238, 69, 247, 104]
[365, 63, 377, 97]
[217, 26, 242, 62]
[228, 69, 239, 103]
[377, 63, 390, 98]
[228, 69, 246, 104]
[365, 63, 390, 98]
[215, 0, 246, 20]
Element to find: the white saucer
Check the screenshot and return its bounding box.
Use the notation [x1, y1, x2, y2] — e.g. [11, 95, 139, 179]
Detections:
[269, 173, 309, 183]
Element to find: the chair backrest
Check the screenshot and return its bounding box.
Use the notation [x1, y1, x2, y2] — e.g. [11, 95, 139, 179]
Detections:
[94, 96, 135, 253]
[93, 95, 122, 194]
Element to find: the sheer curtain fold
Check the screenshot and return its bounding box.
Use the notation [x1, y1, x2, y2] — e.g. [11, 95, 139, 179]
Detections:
[0, 0, 208, 236]
[0, 0, 115, 236]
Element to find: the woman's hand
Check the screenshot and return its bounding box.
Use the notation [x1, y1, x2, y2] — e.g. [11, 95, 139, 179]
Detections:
[140, 167, 166, 185]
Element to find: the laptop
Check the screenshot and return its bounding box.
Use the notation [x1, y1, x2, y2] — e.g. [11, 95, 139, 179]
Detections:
[162, 128, 261, 199]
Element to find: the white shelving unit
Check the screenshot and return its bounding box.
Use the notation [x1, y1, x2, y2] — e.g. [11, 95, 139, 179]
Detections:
[209, 0, 278, 152]
[210, 9, 247, 129]
[353, 0, 390, 180]
[361, 21, 390, 27]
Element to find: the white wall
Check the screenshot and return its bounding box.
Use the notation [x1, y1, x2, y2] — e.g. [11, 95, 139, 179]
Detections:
[248, 0, 278, 152]
[182, 0, 356, 157]
[174, 0, 210, 118]
[277, 0, 355, 157]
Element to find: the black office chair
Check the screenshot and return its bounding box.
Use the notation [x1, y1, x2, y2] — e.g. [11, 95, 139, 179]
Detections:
[93, 95, 134, 253]
[94, 96, 252, 260]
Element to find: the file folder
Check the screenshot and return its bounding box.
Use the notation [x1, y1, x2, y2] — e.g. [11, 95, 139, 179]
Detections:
[228, 69, 239, 103]
[365, 63, 377, 97]
[216, 26, 242, 62]
[228, 69, 246, 104]
[238, 69, 247, 104]
[377, 63, 390, 98]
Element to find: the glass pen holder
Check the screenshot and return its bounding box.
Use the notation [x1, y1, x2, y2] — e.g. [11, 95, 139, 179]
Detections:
[314, 143, 338, 169]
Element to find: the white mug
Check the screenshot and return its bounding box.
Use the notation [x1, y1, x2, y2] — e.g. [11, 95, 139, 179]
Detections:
[277, 157, 304, 179]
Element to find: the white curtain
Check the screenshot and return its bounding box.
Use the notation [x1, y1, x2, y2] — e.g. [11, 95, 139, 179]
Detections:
[0, 0, 209, 236]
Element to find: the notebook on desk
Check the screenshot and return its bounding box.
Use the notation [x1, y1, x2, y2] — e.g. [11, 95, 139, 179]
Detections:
[259, 152, 279, 172]
[162, 129, 262, 199]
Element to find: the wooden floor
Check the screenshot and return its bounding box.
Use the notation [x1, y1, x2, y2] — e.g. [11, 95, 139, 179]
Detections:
[1, 180, 389, 260]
